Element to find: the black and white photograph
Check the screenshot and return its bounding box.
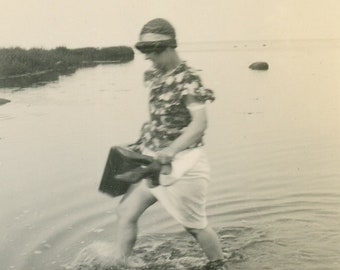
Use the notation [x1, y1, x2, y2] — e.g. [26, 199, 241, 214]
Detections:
[1, 1, 339, 269]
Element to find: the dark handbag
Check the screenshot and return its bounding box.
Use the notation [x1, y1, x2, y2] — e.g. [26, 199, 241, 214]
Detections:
[99, 146, 162, 197]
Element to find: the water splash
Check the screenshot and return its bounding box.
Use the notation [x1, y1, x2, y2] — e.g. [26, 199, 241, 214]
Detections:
[64, 227, 269, 270]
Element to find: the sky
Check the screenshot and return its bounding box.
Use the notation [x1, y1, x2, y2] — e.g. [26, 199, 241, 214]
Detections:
[1, 0, 340, 49]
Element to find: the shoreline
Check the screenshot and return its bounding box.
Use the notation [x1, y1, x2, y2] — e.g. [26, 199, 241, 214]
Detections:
[0, 46, 134, 89]
[0, 60, 130, 89]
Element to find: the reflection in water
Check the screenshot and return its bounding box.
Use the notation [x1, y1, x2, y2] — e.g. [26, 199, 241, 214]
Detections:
[0, 41, 340, 270]
[0, 70, 60, 89]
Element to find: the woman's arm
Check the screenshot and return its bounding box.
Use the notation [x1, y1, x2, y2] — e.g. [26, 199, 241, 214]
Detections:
[156, 95, 208, 164]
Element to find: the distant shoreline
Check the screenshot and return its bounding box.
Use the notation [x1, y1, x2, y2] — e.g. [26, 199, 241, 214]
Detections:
[0, 46, 134, 88]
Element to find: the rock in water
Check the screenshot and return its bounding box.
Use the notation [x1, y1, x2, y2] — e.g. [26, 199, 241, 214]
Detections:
[249, 62, 269, 71]
[0, 98, 10, 106]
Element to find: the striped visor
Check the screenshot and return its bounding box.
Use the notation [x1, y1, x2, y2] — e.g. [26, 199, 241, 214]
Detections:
[135, 39, 177, 54]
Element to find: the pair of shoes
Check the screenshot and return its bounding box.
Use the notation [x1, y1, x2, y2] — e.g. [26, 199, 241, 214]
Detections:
[203, 259, 228, 270]
[115, 159, 162, 186]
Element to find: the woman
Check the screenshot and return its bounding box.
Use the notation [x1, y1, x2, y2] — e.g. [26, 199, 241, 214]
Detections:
[115, 18, 227, 270]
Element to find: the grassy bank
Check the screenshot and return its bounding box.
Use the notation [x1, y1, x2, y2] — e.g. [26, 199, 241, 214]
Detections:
[0, 46, 134, 78]
[0, 46, 134, 88]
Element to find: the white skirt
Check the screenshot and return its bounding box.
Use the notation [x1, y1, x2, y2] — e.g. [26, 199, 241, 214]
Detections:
[141, 147, 211, 229]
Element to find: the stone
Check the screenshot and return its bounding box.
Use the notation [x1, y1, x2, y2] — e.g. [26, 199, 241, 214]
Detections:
[249, 62, 269, 70]
[0, 98, 10, 106]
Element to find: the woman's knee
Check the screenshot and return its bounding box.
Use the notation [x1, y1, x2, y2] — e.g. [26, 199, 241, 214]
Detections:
[116, 202, 139, 225]
[184, 227, 203, 237]
[115, 185, 156, 225]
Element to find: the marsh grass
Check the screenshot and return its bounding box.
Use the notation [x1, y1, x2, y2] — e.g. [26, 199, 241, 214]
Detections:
[0, 46, 134, 78]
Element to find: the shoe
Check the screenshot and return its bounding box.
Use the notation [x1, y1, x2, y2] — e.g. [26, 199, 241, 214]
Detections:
[203, 259, 228, 270]
[115, 159, 162, 186]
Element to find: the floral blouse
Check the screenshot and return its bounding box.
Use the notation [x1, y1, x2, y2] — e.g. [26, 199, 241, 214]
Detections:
[131, 62, 215, 152]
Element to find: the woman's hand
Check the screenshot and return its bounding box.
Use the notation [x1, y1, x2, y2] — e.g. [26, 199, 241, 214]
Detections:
[155, 147, 176, 164]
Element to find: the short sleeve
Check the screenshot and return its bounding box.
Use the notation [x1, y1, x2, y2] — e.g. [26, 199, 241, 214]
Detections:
[180, 70, 215, 103]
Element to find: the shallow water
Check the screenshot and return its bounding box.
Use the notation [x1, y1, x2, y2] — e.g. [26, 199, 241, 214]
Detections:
[0, 40, 340, 270]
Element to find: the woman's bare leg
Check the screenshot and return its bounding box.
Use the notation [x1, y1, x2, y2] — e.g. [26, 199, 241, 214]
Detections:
[115, 182, 157, 264]
[185, 226, 224, 261]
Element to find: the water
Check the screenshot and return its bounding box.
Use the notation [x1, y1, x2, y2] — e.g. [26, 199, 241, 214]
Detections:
[1, 40, 340, 270]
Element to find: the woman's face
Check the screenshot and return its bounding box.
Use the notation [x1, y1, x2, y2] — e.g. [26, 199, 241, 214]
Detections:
[144, 51, 167, 69]
[139, 33, 171, 70]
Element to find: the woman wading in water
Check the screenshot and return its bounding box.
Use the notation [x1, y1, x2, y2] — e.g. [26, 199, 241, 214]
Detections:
[115, 18, 227, 270]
